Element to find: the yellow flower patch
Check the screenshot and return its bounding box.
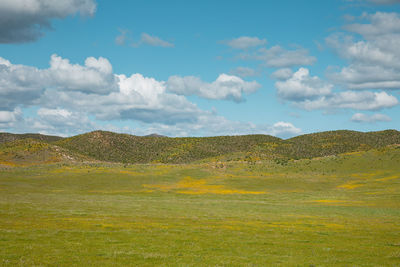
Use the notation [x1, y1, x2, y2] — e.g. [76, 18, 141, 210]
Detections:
[143, 176, 267, 195]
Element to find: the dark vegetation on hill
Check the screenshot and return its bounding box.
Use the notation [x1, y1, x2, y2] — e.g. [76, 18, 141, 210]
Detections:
[55, 131, 281, 163]
[0, 132, 62, 144]
[0, 138, 93, 166]
[274, 130, 400, 160]
[0, 129, 399, 165]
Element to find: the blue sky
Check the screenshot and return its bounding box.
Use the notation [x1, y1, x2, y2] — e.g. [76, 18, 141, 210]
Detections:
[0, 0, 399, 137]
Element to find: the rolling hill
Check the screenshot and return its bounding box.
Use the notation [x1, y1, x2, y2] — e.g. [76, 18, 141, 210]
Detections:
[0, 132, 62, 144]
[274, 129, 400, 159]
[0, 129, 399, 165]
[55, 131, 282, 163]
[0, 138, 93, 167]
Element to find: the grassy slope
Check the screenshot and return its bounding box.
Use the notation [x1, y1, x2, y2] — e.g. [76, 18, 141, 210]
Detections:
[0, 146, 399, 265]
[55, 131, 282, 163]
[1, 129, 399, 164]
[55, 129, 400, 164]
[277, 129, 400, 159]
[0, 138, 94, 167]
[0, 132, 63, 144]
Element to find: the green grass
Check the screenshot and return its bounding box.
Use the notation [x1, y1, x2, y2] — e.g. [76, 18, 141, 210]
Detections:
[0, 146, 399, 266]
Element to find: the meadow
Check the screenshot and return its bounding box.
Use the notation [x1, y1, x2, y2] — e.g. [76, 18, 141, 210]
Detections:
[0, 146, 399, 266]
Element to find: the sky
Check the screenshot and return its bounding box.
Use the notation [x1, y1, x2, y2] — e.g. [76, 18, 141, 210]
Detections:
[0, 0, 400, 138]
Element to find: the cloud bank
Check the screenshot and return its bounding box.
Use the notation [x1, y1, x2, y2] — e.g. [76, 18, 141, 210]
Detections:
[0, 55, 299, 138]
[274, 68, 398, 111]
[327, 12, 400, 91]
[0, 0, 96, 43]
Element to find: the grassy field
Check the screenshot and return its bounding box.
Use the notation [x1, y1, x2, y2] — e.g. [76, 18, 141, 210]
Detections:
[0, 146, 399, 266]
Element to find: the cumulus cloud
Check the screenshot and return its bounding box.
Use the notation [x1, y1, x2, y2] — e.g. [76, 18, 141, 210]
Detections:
[48, 54, 118, 94]
[298, 91, 398, 111]
[0, 54, 301, 138]
[124, 115, 301, 139]
[351, 112, 391, 123]
[0, 108, 22, 130]
[327, 12, 400, 90]
[344, 12, 400, 37]
[31, 108, 97, 136]
[0, 54, 118, 111]
[224, 36, 267, 50]
[0, 57, 49, 110]
[241, 46, 316, 68]
[275, 68, 332, 101]
[275, 68, 398, 111]
[269, 122, 302, 139]
[271, 68, 293, 80]
[167, 74, 261, 102]
[0, 0, 96, 43]
[115, 73, 200, 124]
[230, 67, 258, 78]
[38, 73, 202, 124]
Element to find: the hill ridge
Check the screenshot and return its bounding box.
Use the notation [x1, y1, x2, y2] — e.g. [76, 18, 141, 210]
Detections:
[1, 129, 399, 165]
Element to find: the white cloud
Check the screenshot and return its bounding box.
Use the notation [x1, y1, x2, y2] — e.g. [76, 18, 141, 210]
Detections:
[327, 12, 400, 90]
[299, 91, 398, 111]
[0, 54, 118, 111]
[271, 68, 293, 80]
[275, 68, 398, 111]
[269, 122, 302, 138]
[0, 54, 301, 138]
[224, 36, 267, 49]
[0, 108, 21, 124]
[351, 112, 391, 123]
[241, 45, 316, 68]
[115, 73, 200, 124]
[0, 57, 47, 110]
[115, 29, 130, 46]
[0, 108, 22, 130]
[275, 68, 332, 101]
[122, 116, 301, 139]
[18, 108, 97, 137]
[344, 12, 400, 37]
[139, 33, 174, 47]
[230, 67, 258, 78]
[167, 74, 261, 102]
[48, 54, 118, 94]
[0, 0, 96, 43]
[38, 73, 202, 124]
[116, 31, 174, 48]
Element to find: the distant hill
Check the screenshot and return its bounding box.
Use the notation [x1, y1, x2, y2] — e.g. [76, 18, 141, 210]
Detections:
[0, 132, 62, 144]
[55, 131, 281, 163]
[277, 130, 400, 159]
[1, 129, 399, 165]
[0, 138, 92, 166]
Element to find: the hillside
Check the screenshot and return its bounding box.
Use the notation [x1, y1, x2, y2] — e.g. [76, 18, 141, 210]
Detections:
[0, 138, 93, 167]
[1, 129, 399, 164]
[0, 132, 62, 144]
[273, 129, 400, 159]
[55, 131, 282, 163]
